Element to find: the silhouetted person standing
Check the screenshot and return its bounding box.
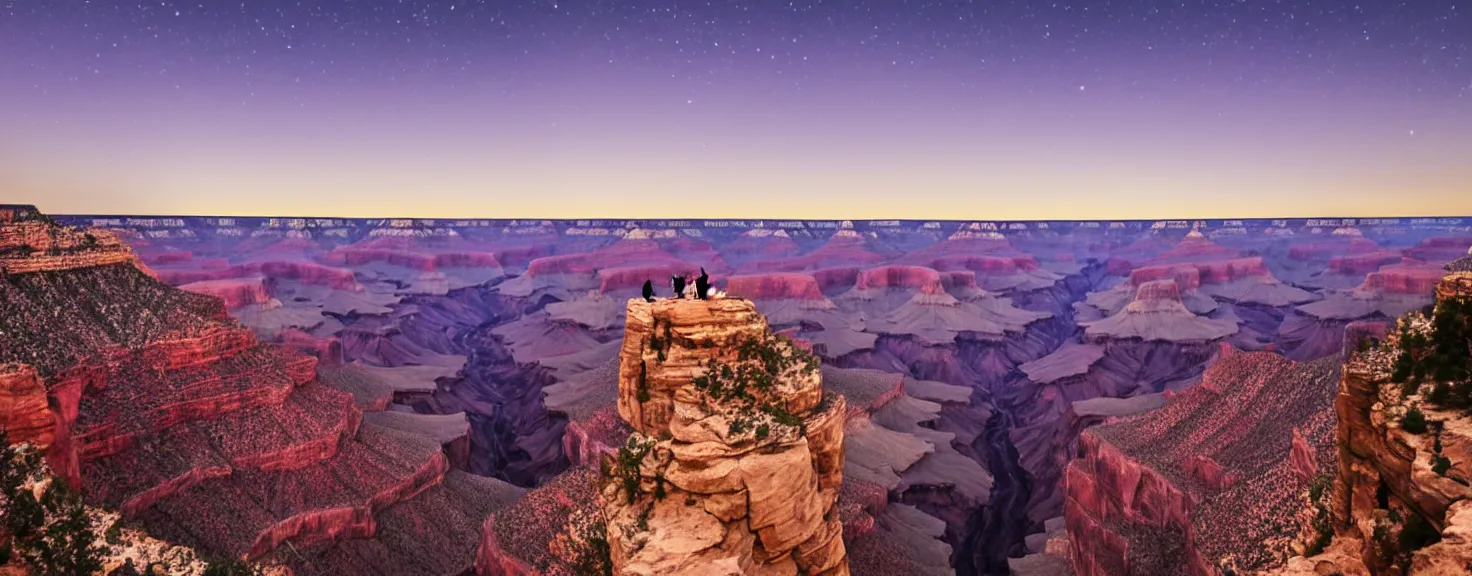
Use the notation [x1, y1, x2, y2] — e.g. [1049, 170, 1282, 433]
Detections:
[695, 268, 710, 300]
[642, 280, 656, 302]
[671, 274, 687, 299]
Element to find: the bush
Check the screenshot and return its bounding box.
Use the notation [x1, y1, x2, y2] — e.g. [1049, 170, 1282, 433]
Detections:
[104, 518, 123, 545]
[202, 559, 262, 576]
[1433, 456, 1452, 476]
[556, 510, 613, 576]
[1, 432, 105, 576]
[1304, 475, 1335, 556]
[1402, 406, 1428, 434]
[613, 436, 655, 505]
[1391, 297, 1472, 410]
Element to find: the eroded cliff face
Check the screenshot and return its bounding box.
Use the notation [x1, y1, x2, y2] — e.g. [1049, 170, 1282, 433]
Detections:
[1266, 271, 1472, 576]
[0, 207, 150, 276]
[0, 206, 526, 575]
[1063, 350, 1342, 576]
[598, 297, 850, 575]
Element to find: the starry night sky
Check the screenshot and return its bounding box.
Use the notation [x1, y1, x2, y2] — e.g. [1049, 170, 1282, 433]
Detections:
[2, 0, 1469, 219]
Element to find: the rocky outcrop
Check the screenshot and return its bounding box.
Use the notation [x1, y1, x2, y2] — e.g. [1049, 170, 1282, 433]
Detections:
[1435, 271, 1472, 302]
[0, 207, 147, 275]
[178, 277, 273, 310]
[599, 297, 849, 575]
[1064, 351, 1342, 575]
[1262, 271, 1472, 576]
[0, 363, 55, 450]
[1323, 342, 1472, 573]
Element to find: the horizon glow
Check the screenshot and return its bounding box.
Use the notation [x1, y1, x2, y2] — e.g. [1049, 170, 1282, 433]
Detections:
[2, 1, 1470, 220]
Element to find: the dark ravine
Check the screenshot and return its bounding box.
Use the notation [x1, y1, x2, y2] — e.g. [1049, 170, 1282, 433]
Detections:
[958, 408, 1033, 575]
[340, 282, 575, 488]
[952, 265, 1103, 575]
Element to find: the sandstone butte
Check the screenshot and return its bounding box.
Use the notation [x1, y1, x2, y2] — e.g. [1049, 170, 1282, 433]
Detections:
[1263, 270, 1472, 576]
[599, 296, 850, 575]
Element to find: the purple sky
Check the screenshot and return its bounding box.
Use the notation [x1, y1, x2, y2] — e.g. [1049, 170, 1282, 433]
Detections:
[2, 0, 1469, 219]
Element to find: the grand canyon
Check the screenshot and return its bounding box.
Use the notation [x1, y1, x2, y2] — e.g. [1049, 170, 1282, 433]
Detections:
[2, 205, 1471, 575]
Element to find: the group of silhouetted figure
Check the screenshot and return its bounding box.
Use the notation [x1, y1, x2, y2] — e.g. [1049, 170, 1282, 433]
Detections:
[641, 268, 714, 302]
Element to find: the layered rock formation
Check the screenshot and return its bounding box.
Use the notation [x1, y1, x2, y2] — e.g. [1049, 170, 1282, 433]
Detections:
[1081, 279, 1239, 343]
[50, 209, 1472, 575]
[596, 296, 849, 575]
[1064, 350, 1341, 575]
[1269, 271, 1472, 575]
[0, 206, 525, 575]
[0, 206, 148, 275]
[1281, 264, 1448, 361]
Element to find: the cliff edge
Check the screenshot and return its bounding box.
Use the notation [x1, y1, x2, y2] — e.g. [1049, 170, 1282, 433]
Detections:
[598, 296, 850, 575]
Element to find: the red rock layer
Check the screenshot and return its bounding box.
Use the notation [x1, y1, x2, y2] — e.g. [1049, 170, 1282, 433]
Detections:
[941, 270, 981, 291]
[156, 261, 360, 291]
[280, 328, 345, 368]
[0, 209, 517, 570]
[854, 265, 943, 291]
[1131, 265, 1202, 291]
[323, 243, 504, 271]
[560, 408, 630, 469]
[0, 220, 147, 275]
[1134, 278, 1185, 304]
[1066, 433, 1207, 576]
[1143, 233, 1239, 265]
[1130, 257, 1269, 290]
[811, 266, 861, 293]
[1405, 236, 1472, 263]
[525, 238, 727, 279]
[1359, 264, 1446, 295]
[1288, 238, 1382, 261]
[726, 272, 827, 301]
[598, 264, 696, 293]
[1328, 251, 1405, 276]
[178, 277, 272, 310]
[0, 363, 56, 449]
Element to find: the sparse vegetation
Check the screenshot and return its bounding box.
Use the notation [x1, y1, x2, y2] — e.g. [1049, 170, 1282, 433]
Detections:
[613, 435, 656, 505]
[1388, 297, 1472, 411]
[1402, 406, 1428, 434]
[104, 517, 123, 545]
[691, 333, 821, 441]
[1432, 455, 1452, 476]
[1304, 475, 1335, 556]
[0, 432, 105, 576]
[1432, 424, 1453, 476]
[550, 508, 613, 576]
[201, 557, 263, 576]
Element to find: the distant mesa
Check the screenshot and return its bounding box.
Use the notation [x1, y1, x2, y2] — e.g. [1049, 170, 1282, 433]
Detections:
[725, 272, 827, 301]
[1294, 263, 1447, 321]
[1082, 279, 1239, 343]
